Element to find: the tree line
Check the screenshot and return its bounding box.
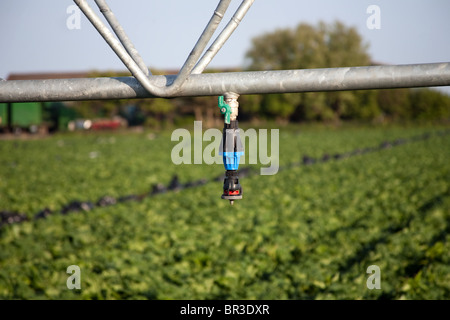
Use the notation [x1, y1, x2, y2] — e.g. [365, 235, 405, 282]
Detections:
[73, 21, 450, 126]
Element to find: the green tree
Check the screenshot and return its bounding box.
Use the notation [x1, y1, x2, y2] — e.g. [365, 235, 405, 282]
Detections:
[245, 21, 372, 122]
[409, 89, 450, 121]
[239, 94, 263, 122]
[261, 93, 297, 122]
[320, 21, 370, 67]
[376, 89, 411, 120]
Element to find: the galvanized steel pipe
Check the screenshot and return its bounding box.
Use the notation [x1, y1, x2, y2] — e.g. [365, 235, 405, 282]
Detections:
[94, 0, 150, 76]
[1, 63, 449, 102]
[192, 0, 255, 74]
[166, 0, 231, 93]
[74, 0, 231, 96]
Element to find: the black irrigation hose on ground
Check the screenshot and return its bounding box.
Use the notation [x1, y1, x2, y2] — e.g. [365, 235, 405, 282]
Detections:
[1, 129, 449, 229]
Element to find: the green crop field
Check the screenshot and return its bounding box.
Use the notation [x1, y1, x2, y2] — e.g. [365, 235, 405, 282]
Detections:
[0, 124, 449, 300]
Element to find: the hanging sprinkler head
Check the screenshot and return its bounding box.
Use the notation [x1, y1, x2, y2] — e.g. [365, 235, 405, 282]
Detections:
[218, 93, 244, 205]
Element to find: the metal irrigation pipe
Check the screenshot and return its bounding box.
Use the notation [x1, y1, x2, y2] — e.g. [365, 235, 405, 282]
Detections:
[1, 63, 449, 102]
[164, 0, 231, 93]
[74, 0, 231, 97]
[192, 0, 255, 75]
[73, 0, 161, 95]
[94, 0, 150, 76]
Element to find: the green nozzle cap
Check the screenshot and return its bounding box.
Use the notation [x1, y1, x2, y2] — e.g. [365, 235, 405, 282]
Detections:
[218, 96, 231, 124]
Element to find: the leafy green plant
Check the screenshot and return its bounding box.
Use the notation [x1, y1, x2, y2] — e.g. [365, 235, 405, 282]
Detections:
[0, 124, 449, 299]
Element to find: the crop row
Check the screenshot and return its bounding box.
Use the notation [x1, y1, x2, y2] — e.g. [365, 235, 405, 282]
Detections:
[0, 125, 449, 299]
[1, 129, 447, 229]
[1, 125, 438, 215]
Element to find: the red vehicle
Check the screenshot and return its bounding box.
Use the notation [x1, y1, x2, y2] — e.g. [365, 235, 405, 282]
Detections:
[90, 118, 126, 130]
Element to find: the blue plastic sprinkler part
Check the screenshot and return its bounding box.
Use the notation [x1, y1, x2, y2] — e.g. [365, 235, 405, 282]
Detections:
[223, 151, 244, 171]
[218, 96, 231, 124]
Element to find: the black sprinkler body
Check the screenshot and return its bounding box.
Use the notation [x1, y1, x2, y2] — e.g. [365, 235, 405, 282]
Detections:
[221, 170, 243, 203]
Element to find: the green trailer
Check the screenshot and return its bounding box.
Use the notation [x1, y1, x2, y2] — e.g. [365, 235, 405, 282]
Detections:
[0, 103, 7, 128]
[0, 101, 77, 133]
[44, 102, 79, 131]
[0, 102, 43, 133]
[11, 102, 42, 130]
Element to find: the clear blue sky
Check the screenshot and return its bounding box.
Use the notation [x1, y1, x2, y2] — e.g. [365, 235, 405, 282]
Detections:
[1, 0, 449, 92]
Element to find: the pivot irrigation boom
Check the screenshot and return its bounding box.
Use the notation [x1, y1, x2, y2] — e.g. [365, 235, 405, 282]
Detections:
[0, 0, 449, 102]
[0, 63, 449, 102]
